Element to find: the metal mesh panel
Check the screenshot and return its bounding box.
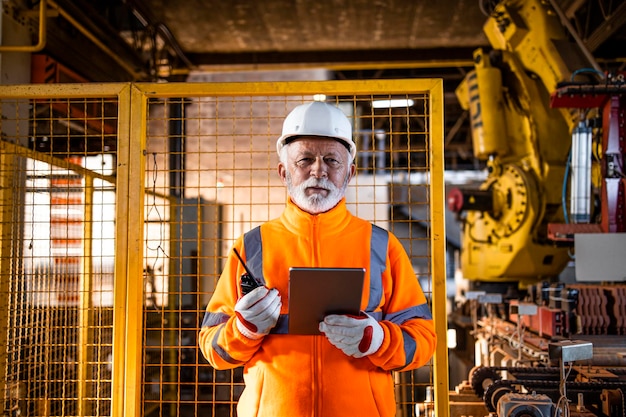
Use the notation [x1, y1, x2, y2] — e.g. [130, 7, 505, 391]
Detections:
[1, 81, 447, 417]
[1, 95, 117, 416]
[142, 94, 436, 417]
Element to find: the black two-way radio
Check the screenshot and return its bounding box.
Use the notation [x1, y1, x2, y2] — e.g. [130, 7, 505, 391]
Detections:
[232, 248, 262, 295]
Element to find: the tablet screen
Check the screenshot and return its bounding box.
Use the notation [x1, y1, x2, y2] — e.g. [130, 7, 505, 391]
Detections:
[288, 267, 365, 335]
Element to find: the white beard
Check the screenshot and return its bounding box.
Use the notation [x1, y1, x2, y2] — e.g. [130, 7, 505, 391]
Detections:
[286, 175, 349, 214]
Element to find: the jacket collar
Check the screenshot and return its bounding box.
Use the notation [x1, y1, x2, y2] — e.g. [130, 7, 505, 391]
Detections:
[281, 197, 352, 235]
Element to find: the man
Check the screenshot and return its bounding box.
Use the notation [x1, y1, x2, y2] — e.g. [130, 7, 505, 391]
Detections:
[199, 101, 436, 417]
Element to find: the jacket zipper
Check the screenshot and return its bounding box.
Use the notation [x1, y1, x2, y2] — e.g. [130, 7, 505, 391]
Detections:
[312, 215, 320, 266]
[312, 215, 321, 417]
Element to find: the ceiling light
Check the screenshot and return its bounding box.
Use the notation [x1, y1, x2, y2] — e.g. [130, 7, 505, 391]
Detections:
[313, 94, 326, 101]
[372, 99, 414, 109]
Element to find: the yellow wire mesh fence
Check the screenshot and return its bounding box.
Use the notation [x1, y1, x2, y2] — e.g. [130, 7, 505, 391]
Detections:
[0, 80, 447, 417]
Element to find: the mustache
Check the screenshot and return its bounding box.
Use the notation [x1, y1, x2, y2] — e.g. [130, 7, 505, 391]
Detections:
[300, 177, 335, 191]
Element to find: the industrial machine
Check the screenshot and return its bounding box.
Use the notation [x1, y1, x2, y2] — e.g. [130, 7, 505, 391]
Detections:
[447, 0, 626, 416]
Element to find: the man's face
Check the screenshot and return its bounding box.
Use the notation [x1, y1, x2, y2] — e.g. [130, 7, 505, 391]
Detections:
[278, 137, 355, 214]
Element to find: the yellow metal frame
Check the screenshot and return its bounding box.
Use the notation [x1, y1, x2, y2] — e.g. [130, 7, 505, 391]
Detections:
[0, 79, 448, 417]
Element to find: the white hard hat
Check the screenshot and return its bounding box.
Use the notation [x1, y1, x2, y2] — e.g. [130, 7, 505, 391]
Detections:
[276, 101, 356, 159]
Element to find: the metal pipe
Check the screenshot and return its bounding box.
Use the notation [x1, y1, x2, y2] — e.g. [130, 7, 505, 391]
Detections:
[0, 0, 47, 52]
[197, 59, 475, 73]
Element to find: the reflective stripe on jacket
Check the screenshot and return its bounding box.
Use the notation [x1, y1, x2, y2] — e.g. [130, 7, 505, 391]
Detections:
[199, 198, 436, 417]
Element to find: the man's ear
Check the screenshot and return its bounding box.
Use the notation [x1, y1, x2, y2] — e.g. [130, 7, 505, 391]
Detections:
[349, 163, 356, 181]
[277, 162, 287, 184]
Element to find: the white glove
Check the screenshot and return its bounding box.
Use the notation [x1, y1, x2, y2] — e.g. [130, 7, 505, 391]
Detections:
[319, 313, 384, 358]
[235, 286, 282, 340]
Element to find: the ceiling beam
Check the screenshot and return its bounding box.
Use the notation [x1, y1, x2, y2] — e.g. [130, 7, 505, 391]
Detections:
[188, 47, 479, 72]
[585, 1, 626, 52]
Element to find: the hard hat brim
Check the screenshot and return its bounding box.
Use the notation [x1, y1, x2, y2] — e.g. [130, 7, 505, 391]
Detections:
[276, 134, 356, 159]
[279, 134, 355, 156]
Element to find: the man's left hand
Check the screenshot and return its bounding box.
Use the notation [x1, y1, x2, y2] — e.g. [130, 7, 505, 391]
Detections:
[319, 313, 384, 358]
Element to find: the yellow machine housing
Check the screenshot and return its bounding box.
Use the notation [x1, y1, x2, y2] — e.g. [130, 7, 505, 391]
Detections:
[454, 0, 593, 285]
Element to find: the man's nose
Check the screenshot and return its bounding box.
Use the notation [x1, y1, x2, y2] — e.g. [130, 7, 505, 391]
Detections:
[310, 157, 328, 178]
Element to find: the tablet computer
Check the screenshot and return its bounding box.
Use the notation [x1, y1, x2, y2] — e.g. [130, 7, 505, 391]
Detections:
[288, 267, 365, 335]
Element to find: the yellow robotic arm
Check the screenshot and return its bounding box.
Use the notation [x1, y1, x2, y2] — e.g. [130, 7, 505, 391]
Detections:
[451, 0, 596, 286]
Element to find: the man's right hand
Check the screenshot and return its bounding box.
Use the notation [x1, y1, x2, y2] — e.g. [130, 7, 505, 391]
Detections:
[234, 286, 282, 339]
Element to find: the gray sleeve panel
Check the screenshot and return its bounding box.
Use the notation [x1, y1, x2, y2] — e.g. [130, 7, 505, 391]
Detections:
[211, 325, 245, 365]
[366, 224, 388, 312]
[243, 226, 266, 285]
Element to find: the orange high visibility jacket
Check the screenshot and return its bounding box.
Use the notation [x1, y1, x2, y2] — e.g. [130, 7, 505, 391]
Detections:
[199, 198, 436, 417]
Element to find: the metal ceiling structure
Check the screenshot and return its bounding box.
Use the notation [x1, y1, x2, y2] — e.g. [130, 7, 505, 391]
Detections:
[6, 0, 626, 168]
